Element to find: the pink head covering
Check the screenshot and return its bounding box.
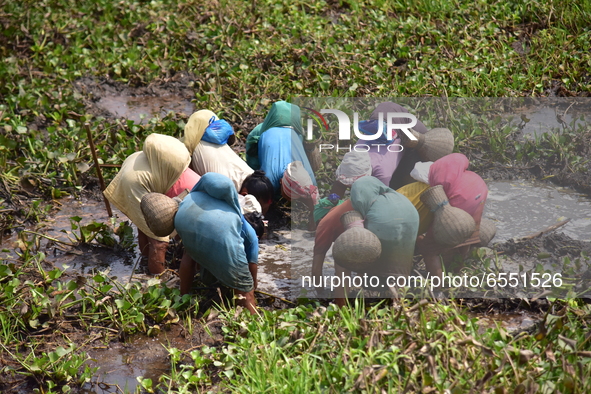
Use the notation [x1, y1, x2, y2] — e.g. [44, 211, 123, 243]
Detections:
[282, 161, 319, 204]
[428, 153, 488, 224]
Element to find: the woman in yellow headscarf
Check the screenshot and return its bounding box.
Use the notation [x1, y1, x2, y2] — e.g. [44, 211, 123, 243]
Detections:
[103, 133, 200, 274]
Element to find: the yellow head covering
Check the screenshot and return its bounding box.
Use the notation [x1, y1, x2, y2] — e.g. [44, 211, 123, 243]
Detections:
[183, 110, 218, 154]
[103, 133, 191, 241]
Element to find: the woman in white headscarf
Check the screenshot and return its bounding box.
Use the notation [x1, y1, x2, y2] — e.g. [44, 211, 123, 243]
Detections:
[183, 110, 274, 214]
[329, 150, 373, 198]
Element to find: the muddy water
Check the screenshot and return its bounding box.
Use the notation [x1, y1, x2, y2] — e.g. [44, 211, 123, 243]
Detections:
[82, 336, 169, 393]
[258, 227, 335, 299]
[511, 105, 588, 137]
[0, 198, 152, 283]
[81, 324, 206, 394]
[485, 180, 591, 243]
[95, 95, 194, 123]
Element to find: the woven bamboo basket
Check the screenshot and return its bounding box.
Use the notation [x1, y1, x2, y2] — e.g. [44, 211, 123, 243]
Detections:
[421, 185, 476, 248]
[404, 127, 454, 162]
[333, 227, 382, 272]
[304, 142, 322, 173]
[478, 218, 497, 246]
[140, 192, 179, 237]
[340, 210, 364, 227]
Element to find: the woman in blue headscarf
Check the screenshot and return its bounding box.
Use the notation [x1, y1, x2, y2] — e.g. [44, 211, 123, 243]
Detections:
[174, 173, 259, 314]
[246, 101, 317, 193]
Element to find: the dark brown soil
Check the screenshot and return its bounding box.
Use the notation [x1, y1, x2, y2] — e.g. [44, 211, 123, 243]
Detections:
[496, 232, 591, 260]
[473, 158, 591, 197]
[75, 74, 196, 110]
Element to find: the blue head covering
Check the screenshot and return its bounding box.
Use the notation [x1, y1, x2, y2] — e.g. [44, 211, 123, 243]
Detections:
[201, 119, 235, 145]
[192, 172, 242, 216]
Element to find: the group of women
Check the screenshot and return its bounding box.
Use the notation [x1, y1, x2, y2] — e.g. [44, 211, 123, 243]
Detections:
[104, 101, 316, 313]
[313, 103, 489, 305]
[103, 100, 489, 313]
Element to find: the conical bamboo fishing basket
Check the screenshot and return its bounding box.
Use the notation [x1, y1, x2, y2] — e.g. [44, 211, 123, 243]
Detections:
[140, 192, 180, 237]
[421, 185, 476, 248]
[332, 210, 382, 272]
[304, 142, 322, 173]
[404, 128, 454, 162]
[340, 210, 364, 227]
[478, 218, 497, 246]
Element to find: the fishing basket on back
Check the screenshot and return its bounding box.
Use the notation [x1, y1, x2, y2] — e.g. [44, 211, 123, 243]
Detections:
[304, 141, 322, 173]
[141, 192, 181, 237]
[478, 218, 497, 247]
[403, 127, 454, 162]
[332, 210, 382, 272]
[420, 185, 476, 248]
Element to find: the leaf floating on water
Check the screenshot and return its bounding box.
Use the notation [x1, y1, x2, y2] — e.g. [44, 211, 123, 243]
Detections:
[76, 162, 91, 173]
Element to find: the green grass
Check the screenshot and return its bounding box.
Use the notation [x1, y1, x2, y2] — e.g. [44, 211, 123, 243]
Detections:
[157, 299, 591, 393]
[1, 0, 589, 208]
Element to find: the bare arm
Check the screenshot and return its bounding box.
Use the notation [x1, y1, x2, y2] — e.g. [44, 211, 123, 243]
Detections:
[311, 252, 326, 279]
[249, 262, 258, 290]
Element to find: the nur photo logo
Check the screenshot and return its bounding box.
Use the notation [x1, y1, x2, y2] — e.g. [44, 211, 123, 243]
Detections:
[303, 107, 418, 152]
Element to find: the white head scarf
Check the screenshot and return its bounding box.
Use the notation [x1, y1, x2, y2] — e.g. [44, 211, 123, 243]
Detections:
[281, 161, 319, 205]
[238, 194, 262, 214]
[410, 161, 433, 185]
[335, 151, 372, 186]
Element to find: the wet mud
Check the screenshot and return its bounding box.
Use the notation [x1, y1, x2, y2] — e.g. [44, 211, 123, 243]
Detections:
[81, 323, 222, 393]
[74, 75, 197, 118]
[507, 99, 590, 137]
[496, 232, 591, 286]
[74, 77, 265, 139]
[470, 311, 539, 334]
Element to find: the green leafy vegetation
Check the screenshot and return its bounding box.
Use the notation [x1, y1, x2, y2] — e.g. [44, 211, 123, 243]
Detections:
[0, 253, 198, 391]
[156, 300, 591, 393]
[1, 0, 590, 216]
